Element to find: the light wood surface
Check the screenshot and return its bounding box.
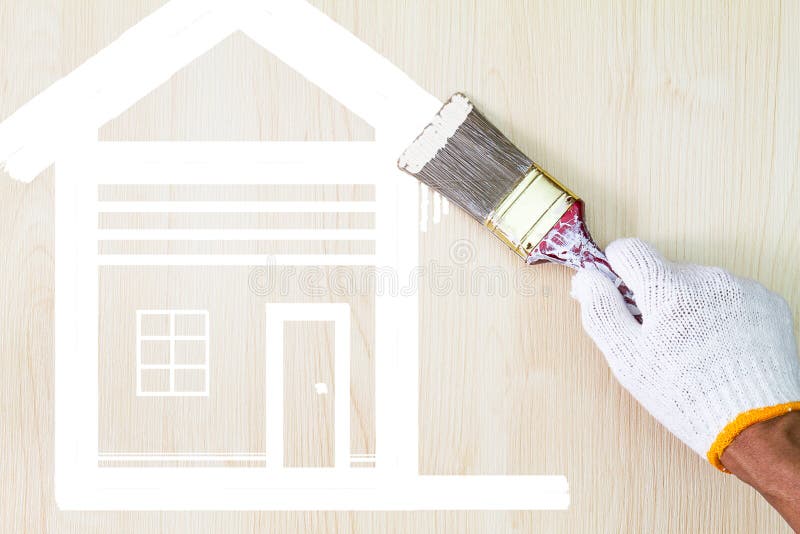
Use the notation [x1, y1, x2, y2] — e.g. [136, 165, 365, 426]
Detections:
[1, 0, 798, 532]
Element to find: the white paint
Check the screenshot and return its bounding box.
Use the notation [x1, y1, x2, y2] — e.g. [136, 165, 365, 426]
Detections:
[56, 476, 569, 510]
[96, 254, 379, 266]
[97, 201, 377, 213]
[314, 383, 329, 395]
[99, 229, 377, 241]
[397, 93, 472, 173]
[1, 0, 569, 511]
[97, 452, 381, 464]
[419, 183, 429, 232]
[432, 191, 442, 224]
[418, 185, 449, 232]
[135, 310, 210, 397]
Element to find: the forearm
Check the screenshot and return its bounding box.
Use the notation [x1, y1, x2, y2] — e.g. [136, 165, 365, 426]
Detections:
[721, 412, 800, 531]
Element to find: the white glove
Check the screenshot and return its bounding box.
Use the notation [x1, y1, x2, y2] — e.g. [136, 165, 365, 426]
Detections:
[571, 238, 800, 471]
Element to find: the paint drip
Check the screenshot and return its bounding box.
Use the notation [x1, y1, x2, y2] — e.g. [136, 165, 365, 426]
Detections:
[527, 201, 642, 320]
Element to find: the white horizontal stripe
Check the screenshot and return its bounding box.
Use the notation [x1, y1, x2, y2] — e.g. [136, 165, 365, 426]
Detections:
[98, 455, 265, 462]
[95, 174, 383, 185]
[99, 454, 377, 465]
[98, 452, 263, 456]
[137, 310, 208, 316]
[136, 391, 208, 397]
[87, 140, 379, 162]
[98, 229, 376, 241]
[139, 335, 207, 341]
[97, 201, 378, 213]
[139, 364, 208, 370]
[85, 142, 387, 185]
[96, 254, 380, 266]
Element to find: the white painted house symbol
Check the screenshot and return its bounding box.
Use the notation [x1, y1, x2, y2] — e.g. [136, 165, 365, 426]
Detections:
[0, 0, 568, 510]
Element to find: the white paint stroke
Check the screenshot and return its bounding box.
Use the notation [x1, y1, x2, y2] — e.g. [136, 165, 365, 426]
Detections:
[98, 229, 377, 241]
[0, 0, 442, 182]
[433, 191, 442, 224]
[97, 201, 378, 213]
[419, 183, 429, 232]
[398, 93, 472, 174]
[26, 0, 572, 512]
[95, 254, 380, 266]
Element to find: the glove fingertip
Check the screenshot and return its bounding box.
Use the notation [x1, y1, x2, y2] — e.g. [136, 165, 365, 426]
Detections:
[570, 269, 613, 302]
[572, 269, 641, 340]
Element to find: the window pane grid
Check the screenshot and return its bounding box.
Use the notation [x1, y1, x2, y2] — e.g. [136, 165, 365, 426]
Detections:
[136, 309, 209, 397]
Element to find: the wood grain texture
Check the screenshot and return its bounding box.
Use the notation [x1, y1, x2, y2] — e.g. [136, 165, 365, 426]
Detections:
[1, 0, 798, 532]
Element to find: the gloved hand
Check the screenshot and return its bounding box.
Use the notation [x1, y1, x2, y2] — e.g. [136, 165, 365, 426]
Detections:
[570, 238, 800, 471]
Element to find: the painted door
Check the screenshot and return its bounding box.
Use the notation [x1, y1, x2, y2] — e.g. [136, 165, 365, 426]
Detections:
[265, 303, 352, 470]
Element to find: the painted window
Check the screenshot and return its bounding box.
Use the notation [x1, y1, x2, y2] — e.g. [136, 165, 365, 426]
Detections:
[135, 310, 210, 397]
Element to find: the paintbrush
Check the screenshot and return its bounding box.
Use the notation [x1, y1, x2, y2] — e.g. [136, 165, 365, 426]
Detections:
[398, 93, 641, 321]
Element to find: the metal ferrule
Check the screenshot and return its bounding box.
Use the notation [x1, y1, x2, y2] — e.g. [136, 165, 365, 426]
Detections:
[484, 164, 578, 259]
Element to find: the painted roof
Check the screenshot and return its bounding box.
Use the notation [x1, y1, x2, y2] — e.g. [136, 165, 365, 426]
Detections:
[0, 0, 439, 182]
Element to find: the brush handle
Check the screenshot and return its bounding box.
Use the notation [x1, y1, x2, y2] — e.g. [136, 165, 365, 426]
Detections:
[526, 201, 643, 323]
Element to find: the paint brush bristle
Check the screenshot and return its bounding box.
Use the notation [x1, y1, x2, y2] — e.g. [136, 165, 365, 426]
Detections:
[397, 93, 533, 223]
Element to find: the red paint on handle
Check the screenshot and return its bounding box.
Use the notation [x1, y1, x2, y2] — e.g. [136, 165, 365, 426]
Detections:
[527, 201, 642, 321]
